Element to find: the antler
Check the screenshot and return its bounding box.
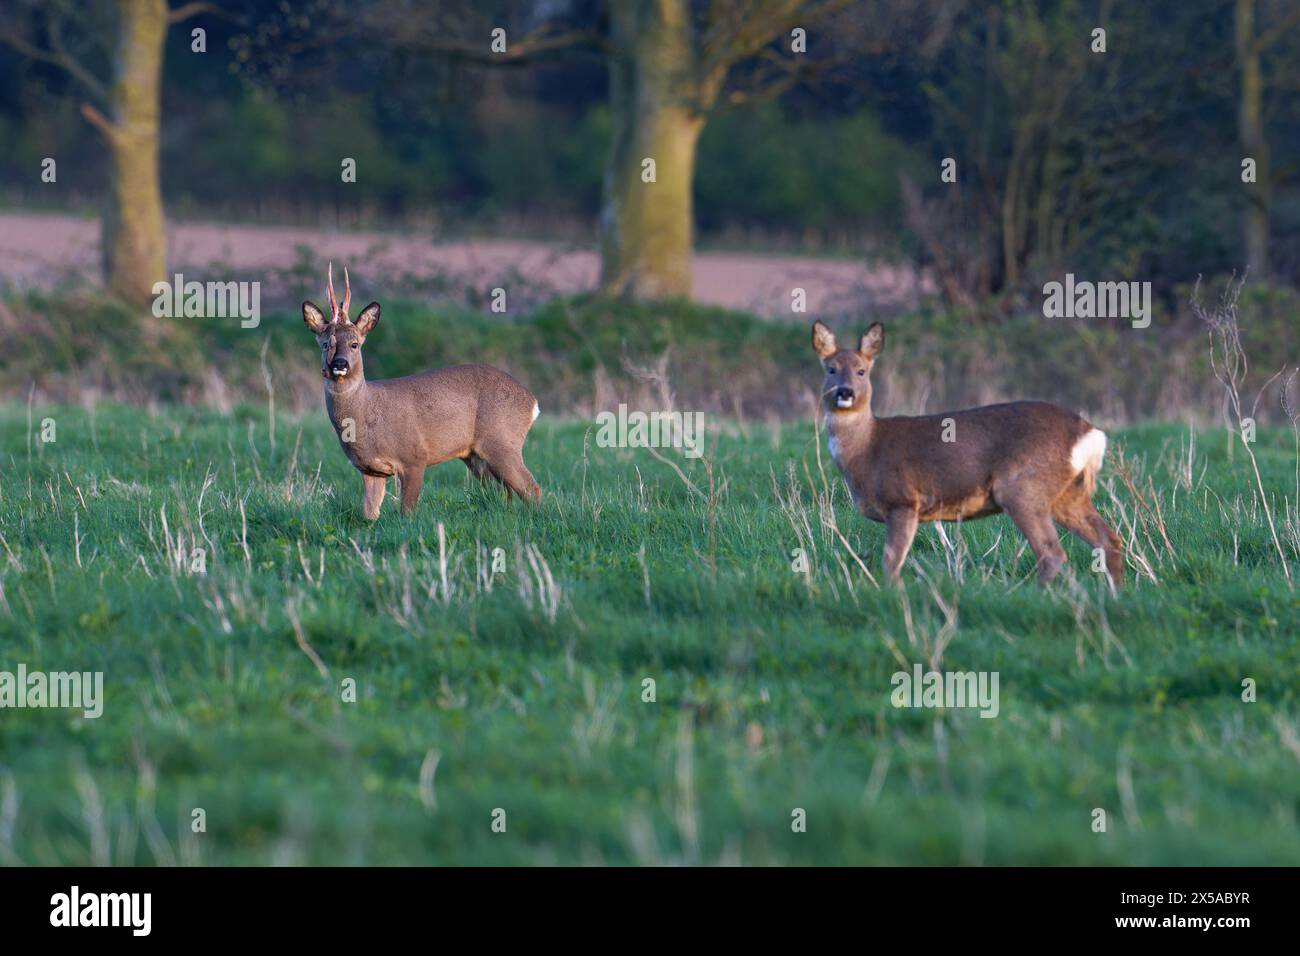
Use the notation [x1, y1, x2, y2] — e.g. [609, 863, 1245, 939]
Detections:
[327, 262, 339, 322]
[326, 262, 353, 322]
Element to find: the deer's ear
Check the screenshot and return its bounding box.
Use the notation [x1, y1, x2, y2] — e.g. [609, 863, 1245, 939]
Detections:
[859, 323, 884, 361]
[303, 301, 328, 335]
[354, 301, 380, 337]
[812, 320, 838, 360]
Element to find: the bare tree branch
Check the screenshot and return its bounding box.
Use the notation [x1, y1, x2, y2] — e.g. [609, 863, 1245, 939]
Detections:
[78, 102, 119, 143]
[46, 12, 111, 107]
[1251, 4, 1300, 53]
[699, 0, 850, 77]
[417, 28, 609, 64]
[0, 8, 112, 109]
[358, 6, 609, 65]
[714, 47, 824, 112]
[167, 1, 224, 24]
[696, 0, 886, 115]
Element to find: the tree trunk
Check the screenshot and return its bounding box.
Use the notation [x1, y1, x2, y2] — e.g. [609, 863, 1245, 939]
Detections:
[97, 0, 168, 301]
[1236, 0, 1270, 278]
[599, 0, 705, 301]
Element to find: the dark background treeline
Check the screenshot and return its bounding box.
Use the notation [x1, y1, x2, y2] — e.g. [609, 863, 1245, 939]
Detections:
[4, 0, 1300, 297]
[3, 1, 1299, 424]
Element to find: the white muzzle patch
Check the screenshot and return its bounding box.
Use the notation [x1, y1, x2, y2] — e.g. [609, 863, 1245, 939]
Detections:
[836, 395, 854, 408]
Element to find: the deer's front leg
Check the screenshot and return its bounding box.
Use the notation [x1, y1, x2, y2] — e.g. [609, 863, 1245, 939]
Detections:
[362, 474, 386, 521]
[398, 468, 424, 516]
[883, 507, 919, 583]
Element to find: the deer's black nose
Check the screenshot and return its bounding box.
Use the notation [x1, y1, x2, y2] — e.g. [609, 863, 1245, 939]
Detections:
[834, 386, 854, 402]
[330, 357, 349, 372]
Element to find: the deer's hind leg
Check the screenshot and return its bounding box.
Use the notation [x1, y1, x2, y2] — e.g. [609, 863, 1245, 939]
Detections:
[1052, 485, 1124, 588]
[476, 440, 542, 504]
[463, 452, 492, 484]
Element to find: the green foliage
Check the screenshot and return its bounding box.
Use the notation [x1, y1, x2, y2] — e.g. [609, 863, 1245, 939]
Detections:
[696, 105, 915, 234]
[894, 0, 1294, 293]
[231, 92, 294, 181]
[7, 285, 1300, 426]
[2, 75, 916, 242]
[3, 289, 819, 417]
[477, 106, 608, 216]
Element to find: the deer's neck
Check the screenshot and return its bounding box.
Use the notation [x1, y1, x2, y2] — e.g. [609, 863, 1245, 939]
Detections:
[826, 406, 875, 466]
[324, 374, 370, 431]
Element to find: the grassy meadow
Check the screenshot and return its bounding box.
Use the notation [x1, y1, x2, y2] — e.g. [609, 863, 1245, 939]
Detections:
[9, 0, 1300, 876]
[1, 392, 1299, 865]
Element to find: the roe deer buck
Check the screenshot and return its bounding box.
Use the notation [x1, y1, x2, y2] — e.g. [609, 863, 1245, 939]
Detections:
[303, 265, 542, 519]
[811, 320, 1122, 587]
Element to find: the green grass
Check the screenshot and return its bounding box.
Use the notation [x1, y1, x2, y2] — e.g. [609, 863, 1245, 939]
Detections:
[0, 403, 1298, 865]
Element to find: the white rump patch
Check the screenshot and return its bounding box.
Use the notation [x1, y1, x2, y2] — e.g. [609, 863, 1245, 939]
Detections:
[532, 402, 540, 422]
[1071, 428, 1107, 474]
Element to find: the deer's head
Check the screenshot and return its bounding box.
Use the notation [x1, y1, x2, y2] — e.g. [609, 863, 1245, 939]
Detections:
[303, 263, 380, 383]
[812, 320, 883, 416]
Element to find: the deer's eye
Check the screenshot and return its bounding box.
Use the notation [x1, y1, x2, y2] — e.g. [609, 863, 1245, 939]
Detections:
[351, 343, 358, 350]
[857, 369, 865, 377]
[828, 366, 836, 374]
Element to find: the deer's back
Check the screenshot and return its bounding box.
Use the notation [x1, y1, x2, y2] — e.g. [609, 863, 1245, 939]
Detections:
[847, 401, 1096, 521]
[372, 363, 532, 413]
[340, 364, 537, 473]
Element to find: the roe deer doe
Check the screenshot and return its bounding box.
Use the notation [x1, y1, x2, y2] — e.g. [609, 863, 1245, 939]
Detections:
[303, 265, 542, 519]
[811, 320, 1123, 587]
